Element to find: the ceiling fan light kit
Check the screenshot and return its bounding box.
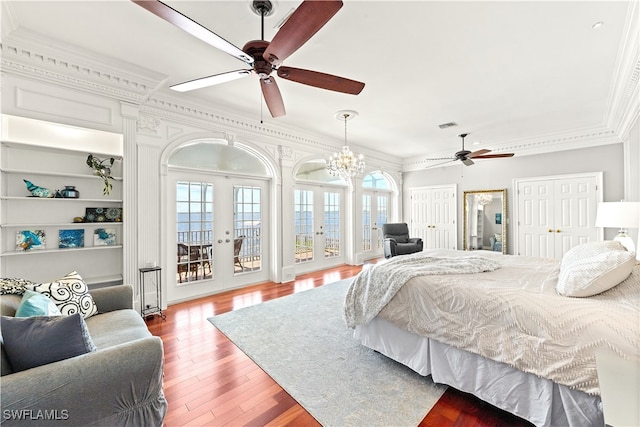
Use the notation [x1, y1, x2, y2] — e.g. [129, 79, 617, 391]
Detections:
[132, 0, 365, 118]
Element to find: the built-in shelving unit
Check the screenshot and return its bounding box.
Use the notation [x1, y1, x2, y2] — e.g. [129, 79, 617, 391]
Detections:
[0, 115, 124, 286]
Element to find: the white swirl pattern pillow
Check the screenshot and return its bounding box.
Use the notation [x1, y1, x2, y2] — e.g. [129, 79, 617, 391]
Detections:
[557, 248, 636, 297]
[26, 271, 98, 318]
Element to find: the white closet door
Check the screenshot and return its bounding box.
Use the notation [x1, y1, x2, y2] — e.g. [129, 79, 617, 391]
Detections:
[410, 185, 457, 250]
[553, 177, 598, 255]
[516, 173, 600, 259]
[517, 180, 555, 257]
[430, 187, 457, 250]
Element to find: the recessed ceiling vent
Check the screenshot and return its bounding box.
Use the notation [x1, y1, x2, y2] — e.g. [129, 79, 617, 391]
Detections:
[438, 122, 458, 129]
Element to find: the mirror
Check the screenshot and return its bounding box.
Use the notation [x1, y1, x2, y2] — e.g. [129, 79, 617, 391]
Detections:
[463, 189, 507, 254]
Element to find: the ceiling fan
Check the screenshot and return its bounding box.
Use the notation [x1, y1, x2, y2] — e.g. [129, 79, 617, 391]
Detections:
[132, 0, 365, 118]
[426, 133, 515, 168]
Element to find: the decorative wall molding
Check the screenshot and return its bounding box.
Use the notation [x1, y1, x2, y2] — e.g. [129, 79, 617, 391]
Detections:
[137, 114, 161, 136]
[139, 94, 402, 171]
[15, 87, 113, 126]
[139, 95, 335, 151]
[224, 132, 236, 145]
[280, 145, 294, 161]
[0, 28, 165, 104]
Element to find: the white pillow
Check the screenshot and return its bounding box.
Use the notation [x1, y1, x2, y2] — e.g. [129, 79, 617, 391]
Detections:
[560, 240, 626, 270]
[26, 271, 98, 318]
[557, 250, 636, 297]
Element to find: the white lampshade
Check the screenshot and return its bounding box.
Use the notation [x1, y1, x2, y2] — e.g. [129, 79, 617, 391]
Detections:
[595, 202, 640, 228]
[595, 202, 640, 253]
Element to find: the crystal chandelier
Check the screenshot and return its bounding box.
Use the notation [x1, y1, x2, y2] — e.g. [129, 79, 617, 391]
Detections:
[326, 111, 365, 180]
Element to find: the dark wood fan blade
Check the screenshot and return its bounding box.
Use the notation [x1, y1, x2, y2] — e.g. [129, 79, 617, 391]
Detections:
[263, 0, 343, 65]
[260, 77, 286, 117]
[170, 70, 252, 92]
[132, 0, 254, 65]
[467, 149, 491, 158]
[473, 153, 515, 159]
[277, 67, 364, 94]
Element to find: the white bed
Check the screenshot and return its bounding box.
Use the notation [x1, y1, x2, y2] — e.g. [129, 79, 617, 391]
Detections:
[344, 247, 640, 427]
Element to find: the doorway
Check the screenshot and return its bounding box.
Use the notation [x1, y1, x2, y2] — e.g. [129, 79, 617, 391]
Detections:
[362, 190, 391, 259]
[167, 171, 270, 300]
[294, 184, 345, 274]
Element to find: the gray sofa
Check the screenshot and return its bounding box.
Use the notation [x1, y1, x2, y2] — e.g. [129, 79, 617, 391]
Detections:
[0, 284, 167, 426]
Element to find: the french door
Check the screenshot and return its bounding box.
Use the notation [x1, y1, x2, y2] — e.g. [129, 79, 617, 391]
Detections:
[294, 184, 345, 274]
[167, 171, 269, 301]
[362, 190, 391, 259]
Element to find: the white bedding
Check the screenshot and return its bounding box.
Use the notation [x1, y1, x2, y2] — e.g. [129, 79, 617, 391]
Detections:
[344, 249, 640, 396]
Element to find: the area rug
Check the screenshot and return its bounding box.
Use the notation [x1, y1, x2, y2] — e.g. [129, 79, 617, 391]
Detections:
[208, 279, 447, 427]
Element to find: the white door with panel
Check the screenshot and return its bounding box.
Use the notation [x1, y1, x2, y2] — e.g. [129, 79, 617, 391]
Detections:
[167, 172, 269, 301]
[515, 173, 601, 259]
[410, 185, 457, 250]
[294, 185, 345, 274]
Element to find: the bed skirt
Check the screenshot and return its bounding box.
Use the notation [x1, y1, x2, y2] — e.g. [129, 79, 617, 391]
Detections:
[354, 317, 603, 427]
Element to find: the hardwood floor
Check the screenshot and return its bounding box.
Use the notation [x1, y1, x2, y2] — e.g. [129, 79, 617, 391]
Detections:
[146, 262, 533, 427]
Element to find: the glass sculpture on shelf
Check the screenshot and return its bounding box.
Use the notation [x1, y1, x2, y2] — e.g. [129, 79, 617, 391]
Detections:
[23, 180, 54, 198]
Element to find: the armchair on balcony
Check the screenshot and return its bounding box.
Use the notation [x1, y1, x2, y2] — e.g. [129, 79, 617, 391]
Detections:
[382, 223, 424, 259]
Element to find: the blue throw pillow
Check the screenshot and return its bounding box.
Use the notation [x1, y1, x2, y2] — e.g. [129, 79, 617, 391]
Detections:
[15, 289, 62, 317]
[1, 314, 97, 372]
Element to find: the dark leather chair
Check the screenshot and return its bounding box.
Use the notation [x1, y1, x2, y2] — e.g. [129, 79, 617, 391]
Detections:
[382, 223, 423, 258]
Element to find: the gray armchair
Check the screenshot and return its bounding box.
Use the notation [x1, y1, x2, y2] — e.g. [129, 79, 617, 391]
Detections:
[382, 223, 424, 258]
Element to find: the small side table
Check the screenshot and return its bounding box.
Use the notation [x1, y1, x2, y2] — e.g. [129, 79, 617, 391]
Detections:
[139, 266, 166, 320]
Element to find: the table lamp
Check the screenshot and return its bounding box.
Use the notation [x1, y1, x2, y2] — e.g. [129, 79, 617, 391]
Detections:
[595, 201, 640, 253]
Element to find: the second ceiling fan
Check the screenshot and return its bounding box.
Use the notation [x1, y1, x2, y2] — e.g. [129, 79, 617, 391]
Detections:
[426, 133, 515, 168]
[132, 0, 365, 118]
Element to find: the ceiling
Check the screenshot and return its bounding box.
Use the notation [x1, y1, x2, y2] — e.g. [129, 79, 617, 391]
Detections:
[1, 1, 635, 164]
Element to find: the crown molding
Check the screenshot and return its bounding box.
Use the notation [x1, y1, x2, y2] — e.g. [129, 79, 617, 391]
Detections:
[139, 92, 403, 170]
[0, 28, 167, 104]
[605, 0, 640, 142]
[402, 125, 619, 172]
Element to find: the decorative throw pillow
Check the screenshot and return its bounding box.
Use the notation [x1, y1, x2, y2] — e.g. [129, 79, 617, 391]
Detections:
[26, 271, 98, 318]
[557, 249, 636, 297]
[494, 234, 502, 242]
[560, 240, 626, 270]
[0, 278, 35, 296]
[1, 313, 97, 372]
[15, 289, 62, 317]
